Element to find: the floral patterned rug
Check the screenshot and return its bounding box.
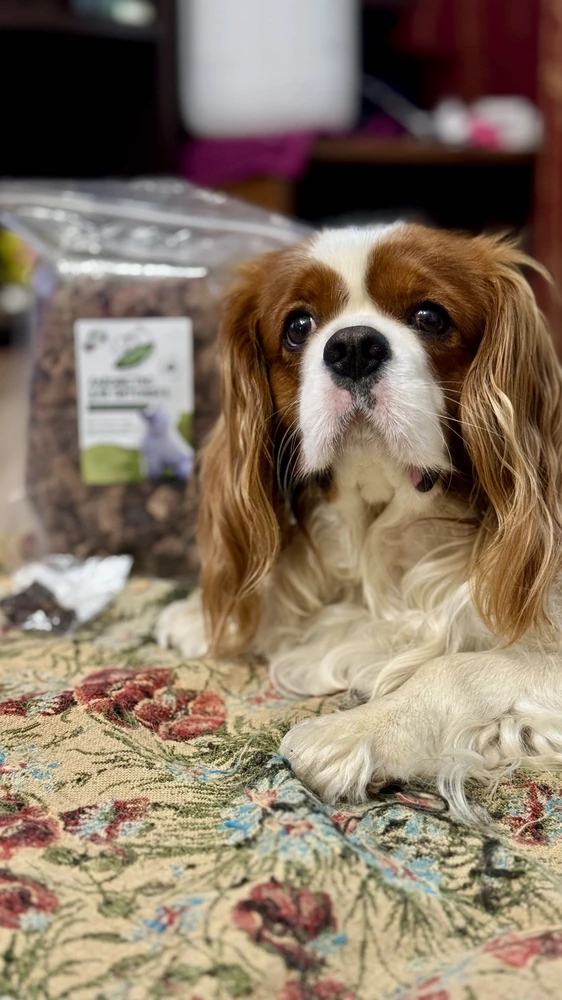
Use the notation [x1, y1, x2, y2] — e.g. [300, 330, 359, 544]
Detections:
[1, 578, 562, 1000]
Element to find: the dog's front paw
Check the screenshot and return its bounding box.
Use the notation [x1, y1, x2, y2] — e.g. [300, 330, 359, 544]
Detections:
[269, 651, 346, 698]
[279, 697, 432, 803]
[280, 707, 386, 803]
[155, 591, 208, 659]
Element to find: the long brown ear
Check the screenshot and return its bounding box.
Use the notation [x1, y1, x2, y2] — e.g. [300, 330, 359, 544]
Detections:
[198, 260, 281, 655]
[461, 238, 562, 642]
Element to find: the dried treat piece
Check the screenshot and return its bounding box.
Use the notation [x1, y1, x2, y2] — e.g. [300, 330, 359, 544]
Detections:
[145, 485, 183, 523]
[0, 583, 76, 634]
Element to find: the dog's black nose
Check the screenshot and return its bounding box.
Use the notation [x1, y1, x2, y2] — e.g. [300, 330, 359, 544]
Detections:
[323, 326, 390, 383]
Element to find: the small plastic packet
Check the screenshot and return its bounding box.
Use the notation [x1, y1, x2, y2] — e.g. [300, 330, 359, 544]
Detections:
[0, 554, 132, 635]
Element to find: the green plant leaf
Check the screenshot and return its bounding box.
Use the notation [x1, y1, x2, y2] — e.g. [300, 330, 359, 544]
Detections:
[43, 846, 79, 866]
[164, 964, 202, 985]
[91, 851, 135, 872]
[84, 933, 124, 943]
[212, 964, 253, 997]
[98, 894, 136, 918]
[111, 953, 154, 976]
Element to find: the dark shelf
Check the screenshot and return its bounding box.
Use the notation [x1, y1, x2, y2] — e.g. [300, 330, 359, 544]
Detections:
[0, 0, 178, 176]
[313, 136, 537, 167]
[0, 5, 161, 41]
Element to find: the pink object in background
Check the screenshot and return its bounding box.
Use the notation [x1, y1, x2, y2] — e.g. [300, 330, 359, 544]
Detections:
[180, 134, 316, 189]
[468, 119, 502, 148]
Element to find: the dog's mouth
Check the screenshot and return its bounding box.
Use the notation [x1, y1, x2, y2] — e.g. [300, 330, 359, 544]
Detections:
[323, 419, 441, 493]
[300, 381, 446, 487]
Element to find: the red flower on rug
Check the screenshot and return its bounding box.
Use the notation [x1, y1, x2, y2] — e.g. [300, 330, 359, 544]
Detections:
[74, 667, 226, 742]
[60, 797, 149, 843]
[0, 869, 58, 928]
[280, 980, 354, 1000]
[0, 690, 75, 717]
[331, 811, 359, 835]
[484, 929, 562, 968]
[134, 688, 227, 741]
[233, 879, 335, 971]
[74, 667, 174, 726]
[502, 781, 559, 846]
[0, 795, 59, 859]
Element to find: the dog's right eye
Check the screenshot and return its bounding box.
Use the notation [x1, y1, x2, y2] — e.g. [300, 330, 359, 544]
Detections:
[410, 302, 452, 338]
[283, 311, 317, 351]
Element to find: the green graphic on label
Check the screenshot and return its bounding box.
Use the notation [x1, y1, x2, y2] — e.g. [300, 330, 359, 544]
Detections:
[115, 343, 154, 368]
[177, 411, 194, 448]
[81, 445, 144, 485]
[75, 318, 194, 485]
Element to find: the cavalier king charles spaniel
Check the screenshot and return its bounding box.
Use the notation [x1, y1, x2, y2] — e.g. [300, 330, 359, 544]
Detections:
[157, 223, 562, 820]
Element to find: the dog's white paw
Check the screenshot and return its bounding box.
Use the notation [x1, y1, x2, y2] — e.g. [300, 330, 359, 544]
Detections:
[280, 707, 384, 803]
[279, 696, 432, 803]
[155, 591, 208, 659]
[269, 651, 346, 698]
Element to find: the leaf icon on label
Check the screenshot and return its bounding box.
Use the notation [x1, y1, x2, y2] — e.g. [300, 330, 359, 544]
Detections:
[115, 343, 154, 368]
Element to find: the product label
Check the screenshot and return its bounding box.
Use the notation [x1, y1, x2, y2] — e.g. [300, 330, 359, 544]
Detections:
[75, 318, 194, 485]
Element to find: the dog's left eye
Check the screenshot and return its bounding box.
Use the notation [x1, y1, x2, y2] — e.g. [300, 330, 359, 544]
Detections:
[283, 311, 317, 351]
[411, 302, 452, 337]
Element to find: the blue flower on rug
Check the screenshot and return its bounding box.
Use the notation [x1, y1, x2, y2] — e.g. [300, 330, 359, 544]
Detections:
[378, 851, 443, 896]
[257, 808, 343, 862]
[220, 769, 307, 845]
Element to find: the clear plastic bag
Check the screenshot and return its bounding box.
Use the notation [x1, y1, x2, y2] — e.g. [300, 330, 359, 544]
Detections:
[0, 179, 307, 577]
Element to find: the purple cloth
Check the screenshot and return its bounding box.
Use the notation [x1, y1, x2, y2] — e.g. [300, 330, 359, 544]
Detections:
[181, 133, 316, 187]
[180, 115, 404, 189]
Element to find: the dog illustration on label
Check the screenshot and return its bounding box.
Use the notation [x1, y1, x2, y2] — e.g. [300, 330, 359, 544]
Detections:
[141, 406, 194, 481]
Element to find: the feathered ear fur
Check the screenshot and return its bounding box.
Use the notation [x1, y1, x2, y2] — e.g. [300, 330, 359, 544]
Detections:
[198, 260, 281, 655]
[461, 238, 562, 642]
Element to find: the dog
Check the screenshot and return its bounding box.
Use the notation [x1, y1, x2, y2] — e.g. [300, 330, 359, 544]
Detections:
[157, 223, 562, 820]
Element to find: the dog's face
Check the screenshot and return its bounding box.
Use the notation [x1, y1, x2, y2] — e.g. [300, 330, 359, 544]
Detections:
[252, 223, 502, 485]
[200, 223, 562, 654]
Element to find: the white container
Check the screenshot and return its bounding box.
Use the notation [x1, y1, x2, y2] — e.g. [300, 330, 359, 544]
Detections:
[178, 0, 360, 138]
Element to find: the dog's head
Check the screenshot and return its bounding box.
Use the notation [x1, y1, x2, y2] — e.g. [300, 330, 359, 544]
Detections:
[199, 223, 562, 653]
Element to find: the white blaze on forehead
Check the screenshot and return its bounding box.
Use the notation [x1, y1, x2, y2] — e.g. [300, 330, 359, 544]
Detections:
[308, 223, 405, 309]
[299, 222, 447, 481]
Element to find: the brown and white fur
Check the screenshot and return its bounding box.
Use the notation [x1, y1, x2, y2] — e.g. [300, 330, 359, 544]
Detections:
[157, 223, 562, 821]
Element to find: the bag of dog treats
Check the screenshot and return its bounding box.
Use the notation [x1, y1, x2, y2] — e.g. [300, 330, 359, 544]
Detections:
[0, 179, 307, 577]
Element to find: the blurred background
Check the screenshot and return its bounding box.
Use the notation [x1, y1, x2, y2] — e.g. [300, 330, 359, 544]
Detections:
[1, 0, 561, 343]
[0, 0, 561, 575]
